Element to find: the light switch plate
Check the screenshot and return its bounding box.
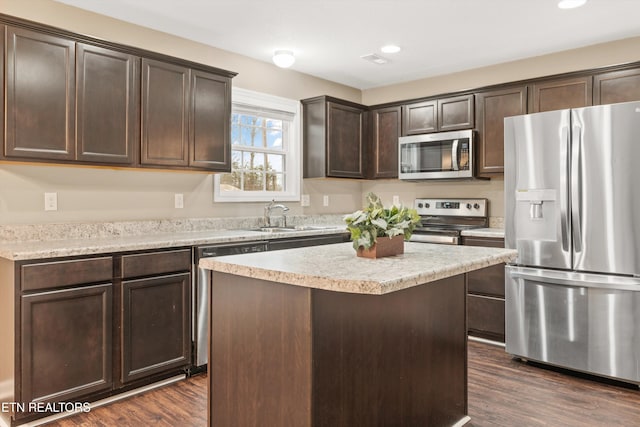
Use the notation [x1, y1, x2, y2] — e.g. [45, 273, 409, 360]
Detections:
[301, 194, 310, 207]
[323, 195, 329, 207]
[393, 195, 400, 206]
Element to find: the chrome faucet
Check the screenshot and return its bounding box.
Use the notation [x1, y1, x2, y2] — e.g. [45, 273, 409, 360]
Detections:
[264, 200, 290, 227]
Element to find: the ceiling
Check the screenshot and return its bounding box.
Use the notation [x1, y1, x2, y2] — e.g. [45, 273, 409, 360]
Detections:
[53, 0, 640, 90]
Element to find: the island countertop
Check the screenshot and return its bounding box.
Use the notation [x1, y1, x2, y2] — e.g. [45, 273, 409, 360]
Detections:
[200, 241, 517, 295]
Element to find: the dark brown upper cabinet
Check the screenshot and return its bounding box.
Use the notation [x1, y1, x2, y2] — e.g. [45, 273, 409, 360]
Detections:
[402, 100, 437, 135]
[530, 75, 593, 113]
[303, 96, 367, 179]
[76, 43, 140, 165]
[1, 14, 236, 172]
[5, 26, 76, 161]
[594, 68, 640, 105]
[438, 94, 475, 131]
[369, 105, 401, 179]
[402, 94, 474, 135]
[475, 86, 528, 176]
[141, 60, 232, 171]
[189, 69, 232, 171]
[141, 59, 190, 167]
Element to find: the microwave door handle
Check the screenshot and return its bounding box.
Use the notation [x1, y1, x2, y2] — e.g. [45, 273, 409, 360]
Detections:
[451, 139, 459, 170]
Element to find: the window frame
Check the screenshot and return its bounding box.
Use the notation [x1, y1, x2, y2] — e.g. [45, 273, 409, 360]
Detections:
[213, 87, 301, 202]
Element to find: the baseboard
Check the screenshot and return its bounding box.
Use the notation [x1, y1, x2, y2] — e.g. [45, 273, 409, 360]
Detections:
[14, 374, 186, 427]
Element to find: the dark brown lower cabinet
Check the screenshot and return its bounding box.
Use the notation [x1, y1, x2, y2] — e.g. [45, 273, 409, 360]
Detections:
[462, 236, 506, 342]
[20, 283, 113, 405]
[121, 273, 190, 383]
[14, 249, 191, 424]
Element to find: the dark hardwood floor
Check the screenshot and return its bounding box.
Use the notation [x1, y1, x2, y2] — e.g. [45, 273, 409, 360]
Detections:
[44, 340, 639, 426]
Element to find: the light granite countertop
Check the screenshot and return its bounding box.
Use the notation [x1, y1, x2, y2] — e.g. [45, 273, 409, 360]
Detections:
[461, 227, 505, 238]
[200, 242, 517, 295]
[0, 226, 347, 261]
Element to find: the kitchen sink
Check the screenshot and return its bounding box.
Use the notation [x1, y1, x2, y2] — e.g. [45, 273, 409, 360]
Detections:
[245, 225, 342, 233]
[246, 227, 298, 232]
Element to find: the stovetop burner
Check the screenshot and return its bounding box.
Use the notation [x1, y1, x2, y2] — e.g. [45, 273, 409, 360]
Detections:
[411, 198, 489, 244]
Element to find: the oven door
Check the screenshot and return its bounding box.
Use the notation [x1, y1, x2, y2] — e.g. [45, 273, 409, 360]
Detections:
[399, 129, 473, 180]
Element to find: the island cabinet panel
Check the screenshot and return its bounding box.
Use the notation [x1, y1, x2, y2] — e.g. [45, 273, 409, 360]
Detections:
[312, 277, 466, 427]
[20, 283, 113, 406]
[76, 43, 140, 165]
[369, 105, 401, 179]
[141, 58, 190, 167]
[463, 236, 506, 342]
[475, 86, 528, 176]
[209, 272, 467, 427]
[594, 68, 640, 105]
[210, 273, 312, 427]
[5, 26, 75, 160]
[530, 75, 593, 113]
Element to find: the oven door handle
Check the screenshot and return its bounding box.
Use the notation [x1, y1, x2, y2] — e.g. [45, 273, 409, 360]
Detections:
[410, 234, 459, 245]
[451, 139, 459, 171]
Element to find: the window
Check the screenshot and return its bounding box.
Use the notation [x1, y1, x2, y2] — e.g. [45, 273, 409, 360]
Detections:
[214, 88, 300, 202]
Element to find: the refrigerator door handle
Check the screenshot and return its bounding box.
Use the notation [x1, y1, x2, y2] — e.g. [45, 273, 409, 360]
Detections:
[560, 125, 570, 252]
[571, 124, 583, 253]
[451, 139, 459, 170]
[508, 266, 640, 291]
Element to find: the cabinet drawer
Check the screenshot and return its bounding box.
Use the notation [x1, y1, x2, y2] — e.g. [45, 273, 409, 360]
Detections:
[120, 249, 191, 279]
[461, 236, 504, 248]
[468, 263, 506, 297]
[468, 294, 505, 341]
[21, 256, 113, 292]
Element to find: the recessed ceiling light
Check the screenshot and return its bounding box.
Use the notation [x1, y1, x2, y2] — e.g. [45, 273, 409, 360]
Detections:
[558, 0, 587, 9]
[381, 44, 401, 54]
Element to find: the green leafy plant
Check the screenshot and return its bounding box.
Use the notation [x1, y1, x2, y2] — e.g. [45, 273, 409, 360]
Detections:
[344, 192, 421, 250]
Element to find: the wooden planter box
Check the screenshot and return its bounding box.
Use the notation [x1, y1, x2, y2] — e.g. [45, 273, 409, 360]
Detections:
[356, 235, 405, 258]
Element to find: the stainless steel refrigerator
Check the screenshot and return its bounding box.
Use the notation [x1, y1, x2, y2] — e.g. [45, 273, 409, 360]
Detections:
[504, 100, 640, 384]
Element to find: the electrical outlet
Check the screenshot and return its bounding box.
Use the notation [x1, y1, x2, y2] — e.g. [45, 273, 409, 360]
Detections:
[174, 193, 184, 209]
[323, 195, 329, 207]
[393, 195, 400, 206]
[301, 194, 310, 207]
[44, 192, 58, 211]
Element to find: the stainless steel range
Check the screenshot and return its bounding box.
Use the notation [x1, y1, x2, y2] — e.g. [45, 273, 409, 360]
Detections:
[411, 198, 488, 245]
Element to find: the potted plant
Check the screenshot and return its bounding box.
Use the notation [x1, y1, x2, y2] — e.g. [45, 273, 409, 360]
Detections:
[344, 192, 421, 258]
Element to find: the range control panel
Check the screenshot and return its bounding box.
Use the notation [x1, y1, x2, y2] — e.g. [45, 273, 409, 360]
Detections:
[414, 198, 487, 217]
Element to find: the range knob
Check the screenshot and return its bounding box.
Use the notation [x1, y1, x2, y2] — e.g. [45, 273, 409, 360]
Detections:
[474, 203, 480, 209]
[417, 202, 424, 208]
[425, 203, 430, 209]
[466, 203, 472, 209]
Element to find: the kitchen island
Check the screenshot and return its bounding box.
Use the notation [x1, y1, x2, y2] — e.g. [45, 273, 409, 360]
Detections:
[200, 242, 517, 427]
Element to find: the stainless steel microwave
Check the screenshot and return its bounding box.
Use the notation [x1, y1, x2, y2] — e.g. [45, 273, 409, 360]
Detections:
[398, 129, 474, 180]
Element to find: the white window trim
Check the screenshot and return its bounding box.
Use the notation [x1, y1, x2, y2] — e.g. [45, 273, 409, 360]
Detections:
[214, 87, 301, 202]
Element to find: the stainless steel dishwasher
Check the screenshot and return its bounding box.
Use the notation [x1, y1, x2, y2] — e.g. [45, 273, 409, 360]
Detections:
[192, 241, 268, 371]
